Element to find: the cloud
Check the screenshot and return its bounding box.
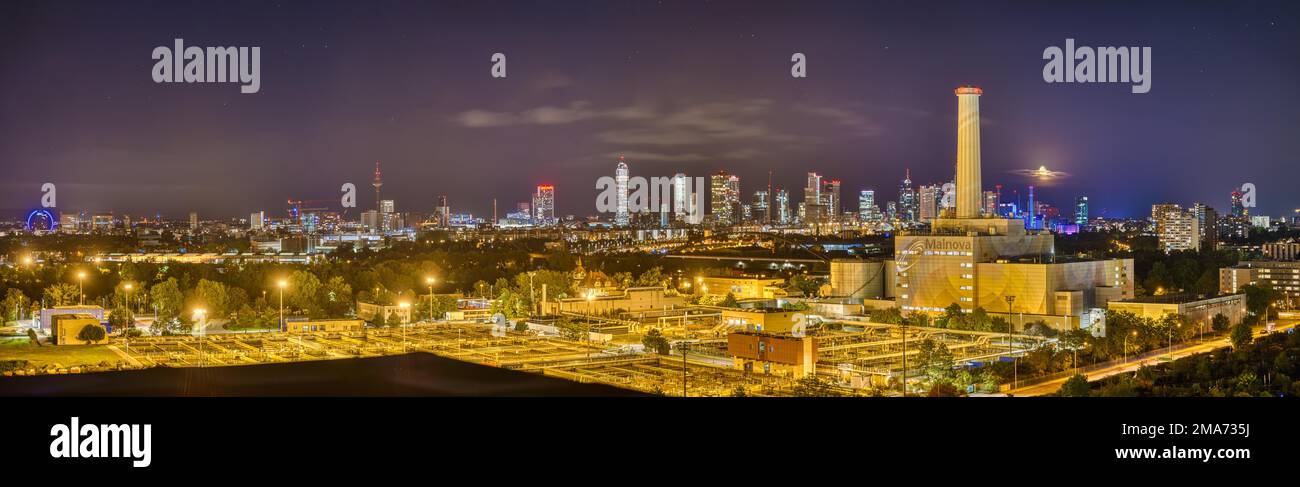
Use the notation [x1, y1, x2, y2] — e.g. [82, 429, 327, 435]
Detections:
[1009, 166, 1073, 182]
[453, 101, 651, 128]
[533, 72, 574, 91]
[604, 151, 712, 162]
[455, 98, 877, 154]
[797, 106, 881, 137]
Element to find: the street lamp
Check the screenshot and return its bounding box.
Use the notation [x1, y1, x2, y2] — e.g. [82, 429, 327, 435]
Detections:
[123, 283, 134, 329]
[277, 280, 287, 331]
[76, 271, 86, 305]
[193, 308, 207, 336]
[194, 308, 207, 366]
[426, 277, 436, 323]
[1168, 322, 1181, 360]
[398, 301, 411, 352]
[1124, 330, 1137, 365]
[1004, 295, 1017, 391]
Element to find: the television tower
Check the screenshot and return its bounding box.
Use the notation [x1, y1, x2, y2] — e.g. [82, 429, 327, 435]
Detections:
[372, 161, 383, 211]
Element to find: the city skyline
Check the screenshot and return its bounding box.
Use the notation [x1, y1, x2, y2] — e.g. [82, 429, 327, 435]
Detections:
[2, 1, 1298, 220]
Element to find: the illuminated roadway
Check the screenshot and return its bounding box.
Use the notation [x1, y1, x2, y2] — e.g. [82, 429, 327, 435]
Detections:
[1005, 319, 1298, 396]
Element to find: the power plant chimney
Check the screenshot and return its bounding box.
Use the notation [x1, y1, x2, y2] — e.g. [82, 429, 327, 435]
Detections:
[954, 86, 982, 219]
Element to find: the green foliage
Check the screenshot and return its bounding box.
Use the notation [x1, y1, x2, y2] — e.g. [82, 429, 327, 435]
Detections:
[43, 283, 80, 307]
[916, 339, 955, 385]
[730, 386, 748, 397]
[926, 382, 960, 397]
[1242, 284, 1282, 320]
[642, 328, 671, 355]
[787, 274, 821, 297]
[780, 301, 810, 311]
[193, 279, 229, 318]
[150, 278, 184, 326]
[2, 288, 31, 322]
[868, 307, 902, 324]
[76, 324, 106, 344]
[790, 375, 840, 397]
[719, 292, 740, 308]
[1230, 321, 1253, 349]
[1211, 313, 1230, 333]
[1058, 374, 1091, 397]
[634, 267, 667, 288]
[321, 276, 353, 318]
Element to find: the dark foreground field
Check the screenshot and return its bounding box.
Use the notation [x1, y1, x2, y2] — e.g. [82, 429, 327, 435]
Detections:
[0, 353, 645, 397]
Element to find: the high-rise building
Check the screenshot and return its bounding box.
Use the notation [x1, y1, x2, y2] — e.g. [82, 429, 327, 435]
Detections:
[822, 179, 842, 222]
[436, 195, 450, 228]
[752, 190, 769, 224]
[360, 210, 380, 230]
[380, 199, 395, 214]
[189, 212, 198, 230]
[1202, 206, 1219, 250]
[1153, 204, 1201, 253]
[898, 170, 917, 222]
[886, 201, 898, 222]
[858, 190, 878, 222]
[1230, 190, 1248, 218]
[803, 172, 825, 225]
[710, 171, 739, 225]
[672, 173, 689, 221]
[250, 211, 265, 230]
[982, 191, 999, 217]
[533, 185, 555, 226]
[775, 189, 790, 225]
[1075, 196, 1089, 227]
[917, 185, 940, 222]
[615, 155, 630, 226]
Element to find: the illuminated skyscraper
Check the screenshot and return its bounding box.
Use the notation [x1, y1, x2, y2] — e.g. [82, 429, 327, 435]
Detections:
[1230, 190, 1247, 217]
[918, 185, 940, 222]
[1075, 196, 1089, 227]
[776, 189, 790, 225]
[858, 190, 877, 222]
[1192, 203, 1218, 249]
[436, 195, 450, 228]
[752, 190, 769, 224]
[1153, 203, 1200, 253]
[898, 170, 916, 222]
[803, 172, 825, 225]
[533, 185, 555, 226]
[672, 173, 689, 220]
[615, 155, 629, 226]
[710, 171, 739, 225]
[822, 179, 842, 221]
[982, 191, 999, 217]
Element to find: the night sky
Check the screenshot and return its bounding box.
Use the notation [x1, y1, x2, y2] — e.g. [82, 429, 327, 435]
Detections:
[2, 0, 1298, 220]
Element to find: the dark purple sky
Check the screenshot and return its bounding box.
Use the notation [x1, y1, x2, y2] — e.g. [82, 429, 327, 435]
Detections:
[2, 0, 1298, 220]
